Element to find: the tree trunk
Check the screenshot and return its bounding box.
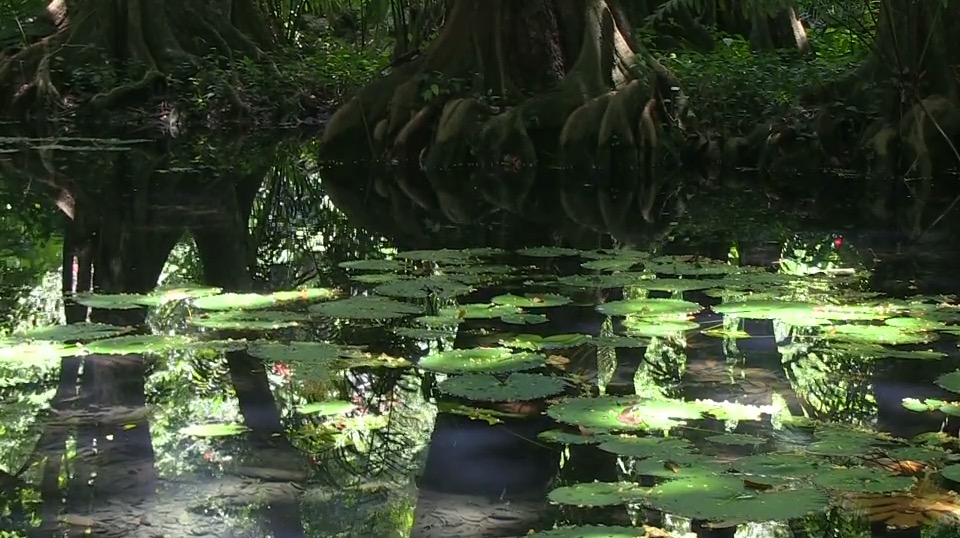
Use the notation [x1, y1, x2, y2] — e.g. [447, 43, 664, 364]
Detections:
[319, 0, 688, 185]
[0, 0, 275, 115]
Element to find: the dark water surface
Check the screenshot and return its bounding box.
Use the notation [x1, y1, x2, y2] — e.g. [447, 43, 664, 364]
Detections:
[2, 130, 960, 538]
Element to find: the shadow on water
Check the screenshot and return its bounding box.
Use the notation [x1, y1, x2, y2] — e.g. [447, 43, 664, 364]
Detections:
[1, 129, 960, 537]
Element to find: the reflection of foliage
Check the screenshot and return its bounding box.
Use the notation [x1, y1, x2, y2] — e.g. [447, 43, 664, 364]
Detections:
[249, 139, 387, 290]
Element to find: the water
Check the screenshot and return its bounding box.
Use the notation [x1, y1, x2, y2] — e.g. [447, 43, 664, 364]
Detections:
[2, 130, 960, 538]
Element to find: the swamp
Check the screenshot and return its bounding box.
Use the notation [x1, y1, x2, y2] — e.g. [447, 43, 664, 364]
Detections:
[2, 1, 960, 537]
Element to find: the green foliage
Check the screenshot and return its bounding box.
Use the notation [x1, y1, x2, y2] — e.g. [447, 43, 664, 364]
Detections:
[656, 32, 866, 132]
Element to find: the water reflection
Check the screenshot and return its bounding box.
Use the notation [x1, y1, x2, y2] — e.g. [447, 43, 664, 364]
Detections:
[1, 130, 960, 537]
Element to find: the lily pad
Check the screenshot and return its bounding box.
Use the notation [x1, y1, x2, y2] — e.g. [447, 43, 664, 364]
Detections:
[936, 371, 960, 394]
[805, 429, 891, 457]
[519, 525, 647, 538]
[500, 333, 591, 351]
[812, 467, 915, 493]
[14, 323, 132, 343]
[374, 277, 474, 299]
[393, 327, 456, 339]
[190, 311, 306, 330]
[557, 273, 649, 289]
[438, 373, 566, 402]
[581, 258, 643, 271]
[73, 293, 145, 310]
[192, 293, 278, 311]
[538, 429, 604, 445]
[822, 324, 936, 346]
[885, 316, 948, 332]
[517, 247, 583, 257]
[339, 259, 406, 271]
[136, 287, 223, 306]
[310, 296, 423, 320]
[179, 423, 250, 438]
[597, 299, 701, 318]
[622, 318, 700, 337]
[599, 436, 695, 458]
[547, 396, 703, 433]
[714, 300, 888, 322]
[729, 453, 825, 479]
[297, 400, 356, 416]
[247, 341, 362, 363]
[417, 347, 544, 374]
[645, 475, 828, 522]
[548, 482, 648, 507]
[0, 341, 81, 363]
[396, 249, 491, 264]
[492, 293, 572, 308]
[705, 433, 767, 446]
[500, 313, 549, 325]
[940, 464, 960, 483]
[438, 303, 519, 320]
[84, 335, 192, 355]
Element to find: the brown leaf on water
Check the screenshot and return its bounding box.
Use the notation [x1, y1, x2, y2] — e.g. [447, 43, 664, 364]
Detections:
[743, 479, 774, 491]
[851, 490, 960, 527]
[546, 354, 570, 369]
[876, 458, 928, 476]
[664, 460, 681, 474]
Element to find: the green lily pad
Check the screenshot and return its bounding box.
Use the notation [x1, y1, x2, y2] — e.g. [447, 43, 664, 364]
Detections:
[438, 373, 566, 402]
[0, 341, 81, 363]
[192, 293, 278, 311]
[822, 324, 936, 345]
[374, 277, 474, 299]
[557, 273, 649, 289]
[492, 293, 572, 308]
[813, 467, 915, 493]
[189, 311, 306, 330]
[598, 436, 694, 458]
[631, 278, 724, 293]
[179, 423, 250, 438]
[271, 288, 340, 303]
[339, 259, 406, 271]
[500, 333, 591, 351]
[520, 525, 647, 538]
[73, 293, 145, 310]
[706, 433, 767, 446]
[396, 249, 496, 264]
[622, 318, 700, 337]
[351, 273, 410, 284]
[805, 429, 892, 457]
[729, 453, 825, 478]
[940, 464, 960, 483]
[645, 475, 828, 522]
[828, 342, 946, 360]
[136, 287, 223, 306]
[538, 429, 604, 445]
[580, 258, 643, 271]
[885, 316, 948, 332]
[418, 347, 544, 374]
[393, 327, 456, 339]
[547, 396, 703, 433]
[14, 323, 133, 343]
[597, 299, 701, 318]
[310, 296, 423, 320]
[886, 446, 947, 464]
[297, 400, 356, 416]
[247, 341, 362, 363]
[500, 313, 549, 325]
[84, 335, 192, 355]
[517, 247, 583, 257]
[438, 303, 519, 320]
[714, 300, 888, 322]
[937, 371, 960, 394]
[548, 482, 648, 507]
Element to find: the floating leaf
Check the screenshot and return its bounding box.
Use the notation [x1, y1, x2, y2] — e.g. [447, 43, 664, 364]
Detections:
[247, 341, 361, 363]
[84, 335, 192, 355]
[180, 424, 249, 438]
[806, 429, 892, 457]
[73, 293, 145, 310]
[520, 525, 648, 538]
[339, 259, 406, 271]
[581, 258, 643, 272]
[297, 400, 356, 416]
[0, 341, 80, 364]
[15, 323, 132, 343]
[396, 249, 494, 264]
[393, 327, 456, 339]
[730, 453, 825, 479]
[714, 300, 888, 322]
[645, 475, 828, 522]
[492, 293, 572, 308]
[823, 324, 936, 346]
[500, 333, 591, 350]
[438, 303, 519, 320]
[192, 293, 278, 311]
[937, 371, 960, 394]
[438, 373, 566, 402]
[548, 482, 648, 507]
[374, 276, 474, 299]
[557, 273, 649, 289]
[310, 296, 422, 320]
[517, 247, 583, 257]
[135, 287, 222, 306]
[500, 313, 549, 325]
[597, 299, 701, 318]
[813, 467, 915, 493]
[548, 396, 701, 433]
[706, 433, 767, 446]
[623, 318, 700, 337]
[599, 436, 694, 458]
[538, 429, 603, 445]
[190, 311, 306, 330]
[417, 347, 543, 374]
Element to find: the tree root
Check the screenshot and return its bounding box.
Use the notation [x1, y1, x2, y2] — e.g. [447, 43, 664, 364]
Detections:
[0, 0, 274, 118]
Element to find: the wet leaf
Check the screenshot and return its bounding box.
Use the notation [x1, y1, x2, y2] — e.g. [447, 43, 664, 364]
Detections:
[310, 296, 423, 320]
[548, 482, 648, 507]
[438, 373, 566, 401]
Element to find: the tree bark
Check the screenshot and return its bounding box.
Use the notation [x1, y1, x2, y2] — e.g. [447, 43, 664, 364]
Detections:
[0, 0, 275, 115]
[319, 0, 688, 185]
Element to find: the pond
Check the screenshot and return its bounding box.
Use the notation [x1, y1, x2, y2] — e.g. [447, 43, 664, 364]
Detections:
[2, 130, 960, 538]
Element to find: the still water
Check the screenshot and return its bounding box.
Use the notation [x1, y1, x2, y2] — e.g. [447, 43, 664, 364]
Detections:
[2, 131, 960, 538]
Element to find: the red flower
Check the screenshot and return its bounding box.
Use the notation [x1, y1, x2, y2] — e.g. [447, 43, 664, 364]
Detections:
[833, 236, 844, 249]
[272, 362, 292, 378]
